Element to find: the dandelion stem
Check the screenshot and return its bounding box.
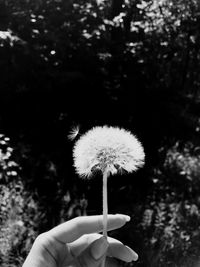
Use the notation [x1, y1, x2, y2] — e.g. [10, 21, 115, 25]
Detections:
[103, 169, 109, 239]
[101, 169, 109, 267]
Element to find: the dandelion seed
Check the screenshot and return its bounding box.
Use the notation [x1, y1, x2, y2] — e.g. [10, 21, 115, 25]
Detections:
[73, 126, 145, 267]
[67, 125, 80, 141]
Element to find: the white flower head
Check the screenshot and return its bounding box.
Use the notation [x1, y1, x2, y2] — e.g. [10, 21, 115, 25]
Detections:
[73, 126, 145, 178]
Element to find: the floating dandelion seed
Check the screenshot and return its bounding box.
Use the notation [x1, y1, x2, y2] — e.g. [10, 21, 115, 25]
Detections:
[73, 126, 145, 266]
[67, 125, 80, 141]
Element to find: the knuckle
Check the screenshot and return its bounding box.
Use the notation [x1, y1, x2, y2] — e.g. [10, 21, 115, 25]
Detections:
[35, 233, 48, 245]
[73, 217, 81, 236]
[73, 216, 86, 236]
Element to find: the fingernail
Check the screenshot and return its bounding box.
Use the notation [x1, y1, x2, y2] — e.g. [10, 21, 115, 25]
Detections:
[91, 237, 109, 260]
[132, 251, 139, 261]
[125, 246, 139, 262]
[116, 214, 131, 222]
[124, 215, 131, 222]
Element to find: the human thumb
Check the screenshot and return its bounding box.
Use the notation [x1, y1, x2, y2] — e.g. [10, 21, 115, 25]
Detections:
[77, 237, 109, 266]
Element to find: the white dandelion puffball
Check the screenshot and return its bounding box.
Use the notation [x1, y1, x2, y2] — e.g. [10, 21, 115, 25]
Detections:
[73, 126, 145, 177]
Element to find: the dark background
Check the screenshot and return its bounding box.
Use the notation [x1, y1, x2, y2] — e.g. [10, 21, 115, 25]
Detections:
[0, 0, 200, 266]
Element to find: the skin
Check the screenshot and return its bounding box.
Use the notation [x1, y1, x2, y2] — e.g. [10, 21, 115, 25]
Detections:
[22, 214, 138, 267]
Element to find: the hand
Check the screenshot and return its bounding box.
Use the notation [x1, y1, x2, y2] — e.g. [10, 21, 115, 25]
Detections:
[22, 214, 138, 267]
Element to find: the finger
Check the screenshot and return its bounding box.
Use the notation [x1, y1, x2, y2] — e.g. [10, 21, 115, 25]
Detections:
[69, 234, 138, 262]
[107, 236, 138, 262]
[75, 237, 109, 267]
[48, 214, 130, 243]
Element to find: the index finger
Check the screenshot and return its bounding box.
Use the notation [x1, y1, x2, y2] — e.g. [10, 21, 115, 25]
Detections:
[48, 214, 130, 243]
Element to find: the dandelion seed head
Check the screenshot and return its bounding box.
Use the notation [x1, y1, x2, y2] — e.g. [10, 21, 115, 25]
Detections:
[73, 126, 145, 178]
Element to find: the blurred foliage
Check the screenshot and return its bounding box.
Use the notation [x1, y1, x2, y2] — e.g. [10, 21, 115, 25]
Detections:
[0, 135, 40, 266]
[0, 0, 200, 266]
[137, 142, 200, 266]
